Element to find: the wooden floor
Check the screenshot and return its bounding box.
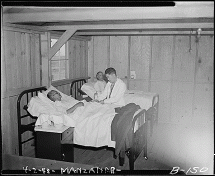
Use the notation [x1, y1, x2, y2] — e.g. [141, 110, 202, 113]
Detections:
[23, 122, 214, 174]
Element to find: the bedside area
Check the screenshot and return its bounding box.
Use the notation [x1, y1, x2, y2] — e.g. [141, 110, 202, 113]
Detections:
[35, 125, 74, 162]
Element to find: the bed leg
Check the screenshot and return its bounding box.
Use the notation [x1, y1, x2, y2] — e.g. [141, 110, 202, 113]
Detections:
[119, 156, 125, 166]
[144, 122, 148, 160]
[119, 151, 125, 166]
[129, 150, 134, 170]
[155, 97, 159, 126]
[113, 152, 117, 159]
[156, 107, 159, 126]
[150, 119, 153, 136]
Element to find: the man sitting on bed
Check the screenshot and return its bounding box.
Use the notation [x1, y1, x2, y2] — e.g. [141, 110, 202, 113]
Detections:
[47, 90, 84, 114]
[94, 67, 127, 107]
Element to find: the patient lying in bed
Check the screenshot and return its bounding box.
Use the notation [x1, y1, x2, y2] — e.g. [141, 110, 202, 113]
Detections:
[47, 90, 84, 114]
[28, 87, 116, 147]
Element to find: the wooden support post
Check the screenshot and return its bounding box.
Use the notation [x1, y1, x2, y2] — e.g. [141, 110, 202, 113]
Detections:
[87, 37, 94, 82]
[41, 32, 50, 87]
[127, 36, 131, 90]
[148, 36, 153, 92]
[49, 29, 76, 60]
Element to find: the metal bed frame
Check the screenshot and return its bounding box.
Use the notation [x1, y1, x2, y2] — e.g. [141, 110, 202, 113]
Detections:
[147, 94, 159, 136]
[17, 86, 47, 156]
[17, 78, 150, 170]
[70, 78, 148, 170]
[70, 78, 87, 99]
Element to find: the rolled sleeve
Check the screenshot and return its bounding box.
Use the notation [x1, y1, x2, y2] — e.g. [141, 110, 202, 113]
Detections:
[97, 83, 109, 101]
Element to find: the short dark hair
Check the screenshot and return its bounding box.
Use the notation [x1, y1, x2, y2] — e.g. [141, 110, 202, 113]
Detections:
[47, 91, 53, 100]
[47, 90, 57, 102]
[105, 67, 116, 75]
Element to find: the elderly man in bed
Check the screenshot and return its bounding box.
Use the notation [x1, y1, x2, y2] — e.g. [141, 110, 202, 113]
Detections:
[47, 90, 84, 114]
[94, 67, 127, 107]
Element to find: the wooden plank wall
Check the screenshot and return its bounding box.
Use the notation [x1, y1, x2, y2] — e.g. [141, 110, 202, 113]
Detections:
[2, 30, 41, 155]
[88, 35, 214, 125]
[68, 39, 88, 79]
[130, 36, 151, 91]
[1, 31, 213, 155]
[87, 36, 110, 82]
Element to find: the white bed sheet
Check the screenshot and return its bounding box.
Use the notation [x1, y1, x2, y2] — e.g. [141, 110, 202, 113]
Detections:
[28, 87, 117, 148]
[124, 90, 157, 110]
[81, 82, 157, 110]
[28, 86, 150, 148]
[70, 102, 116, 148]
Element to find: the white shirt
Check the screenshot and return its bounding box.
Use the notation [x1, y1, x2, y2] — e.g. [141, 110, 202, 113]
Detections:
[97, 78, 127, 107]
[94, 80, 106, 93]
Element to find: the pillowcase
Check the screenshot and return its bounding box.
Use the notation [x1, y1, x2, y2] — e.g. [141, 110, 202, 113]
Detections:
[28, 93, 56, 117]
[81, 82, 96, 99]
[38, 92, 54, 106]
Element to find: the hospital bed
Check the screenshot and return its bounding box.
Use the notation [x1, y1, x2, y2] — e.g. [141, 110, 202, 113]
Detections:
[70, 78, 159, 166]
[73, 79, 159, 136]
[16, 77, 158, 170]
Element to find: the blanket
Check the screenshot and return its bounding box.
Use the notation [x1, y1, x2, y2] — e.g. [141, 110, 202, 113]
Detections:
[28, 92, 117, 148]
[71, 102, 116, 147]
[111, 103, 141, 159]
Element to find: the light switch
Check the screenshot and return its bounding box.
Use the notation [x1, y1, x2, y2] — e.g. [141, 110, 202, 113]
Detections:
[130, 71, 136, 79]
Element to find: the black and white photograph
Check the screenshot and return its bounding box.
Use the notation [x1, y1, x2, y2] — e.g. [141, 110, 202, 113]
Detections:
[1, 1, 214, 175]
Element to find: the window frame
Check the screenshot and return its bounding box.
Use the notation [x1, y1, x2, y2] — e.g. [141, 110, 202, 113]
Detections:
[50, 35, 69, 82]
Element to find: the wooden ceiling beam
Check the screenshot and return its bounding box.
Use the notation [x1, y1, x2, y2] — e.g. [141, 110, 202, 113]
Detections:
[49, 29, 76, 60]
[45, 23, 213, 31]
[51, 31, 91, 41]
[3, 22, 213, 36]
[3, 17, 214, 27]
[3, 23, 48, 32]
[3, 26, 44, 34]
[75, 30, 214, 36]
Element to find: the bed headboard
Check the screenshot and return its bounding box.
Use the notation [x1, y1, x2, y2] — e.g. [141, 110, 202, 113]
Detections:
[70, 77, 90, 99]
[17, 86, 47, 156]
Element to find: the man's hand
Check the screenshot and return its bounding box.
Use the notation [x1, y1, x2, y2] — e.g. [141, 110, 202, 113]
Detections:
[94, 92, 98, 99]
[99, 100, 105, 104]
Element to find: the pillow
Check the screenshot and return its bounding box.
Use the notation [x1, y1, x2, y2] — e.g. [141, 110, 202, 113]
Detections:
[43, 85, 70, 101]
[124, 91, 157, 110]
[38, 92, 54, 106]
[81, 82, 96, 99]
[28, 93, 56, 117]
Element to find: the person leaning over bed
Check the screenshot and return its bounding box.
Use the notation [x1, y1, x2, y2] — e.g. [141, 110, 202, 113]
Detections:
[94, 67, 127, 107]
[47, 90, 84, 114]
